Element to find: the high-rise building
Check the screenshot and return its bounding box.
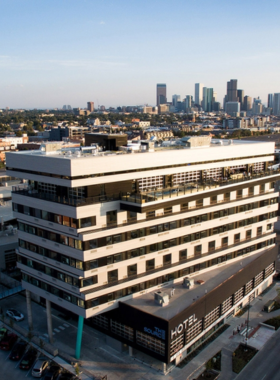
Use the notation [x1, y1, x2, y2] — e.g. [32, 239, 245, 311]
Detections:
[172, 95, 181, 108]
[273, 93, 280, 115]
[252, 98, 263, 115]
[225, 102, 240, 116]
[202, 88, 214, 112]
[244, 96, 252, 111]
[237, 90, 244, 110]
[87, 102, 94, 112]
[184, 95, 192, 111]
[194, 83, 203, 106]
[6, 138, 279, 369]
[268, 94, 273, 109]
[157, 84, 167, 106]
[227, 79, 238, 102]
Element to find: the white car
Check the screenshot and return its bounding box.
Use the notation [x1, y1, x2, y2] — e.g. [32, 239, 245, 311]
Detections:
[6, 308, 24, 321]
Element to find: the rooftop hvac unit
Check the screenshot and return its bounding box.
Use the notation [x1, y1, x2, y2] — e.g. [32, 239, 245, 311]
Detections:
[183, 277, 194, 289]
[154, 291, 169, 307]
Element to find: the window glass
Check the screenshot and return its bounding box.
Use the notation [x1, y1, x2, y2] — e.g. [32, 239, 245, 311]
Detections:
[108, 269, 118, 283]
[128, 264, 137, 276]
[42, 210, 49, 220]
[179, 249, 187, 261]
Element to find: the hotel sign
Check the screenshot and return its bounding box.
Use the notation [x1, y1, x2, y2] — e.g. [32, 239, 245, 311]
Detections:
[144, 326, 166, 340]
[170, 314, 197, 339]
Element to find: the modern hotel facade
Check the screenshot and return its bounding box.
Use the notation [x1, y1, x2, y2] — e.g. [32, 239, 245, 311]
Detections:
[6, 136, 279, 369]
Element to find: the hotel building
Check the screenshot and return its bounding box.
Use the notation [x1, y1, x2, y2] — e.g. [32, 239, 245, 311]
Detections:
[6, 136, 279, 371]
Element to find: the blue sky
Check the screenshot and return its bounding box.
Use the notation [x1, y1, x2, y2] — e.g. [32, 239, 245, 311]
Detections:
[0, 0, 280, 109]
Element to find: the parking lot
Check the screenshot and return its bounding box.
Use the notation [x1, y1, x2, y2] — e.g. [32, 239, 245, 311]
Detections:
[0, 339, 40, 379]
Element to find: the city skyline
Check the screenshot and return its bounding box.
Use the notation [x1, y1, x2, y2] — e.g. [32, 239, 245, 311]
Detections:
[0, 0, 280, 109]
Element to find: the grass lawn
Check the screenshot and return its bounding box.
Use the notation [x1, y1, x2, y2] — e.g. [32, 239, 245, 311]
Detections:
[264, 315, 280, 330]
[232, 344, 258, 374]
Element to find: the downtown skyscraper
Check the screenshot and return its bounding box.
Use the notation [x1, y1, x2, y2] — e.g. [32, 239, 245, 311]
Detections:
[156, 84, 167, 106]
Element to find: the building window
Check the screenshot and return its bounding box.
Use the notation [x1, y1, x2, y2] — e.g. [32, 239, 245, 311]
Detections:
[38, 182, 56, 195]
[208, 241, 215, 252]
[164, 207, 172, 215]
[81, 276, 97, 287]
[108, 269, 118, 283]
[146, 211, 155, 219]
[222, 237, 228, 247]
[106, 210, 117, 225]
[210, 196, 217, 205]
[68, 187, 85, 199]
[234, 233, 240, 243]
[163, 254, 171, 266]
[181, 202, 188, 211]
[224, 192, 230, 201]
[246, 230, 252, 240]
[194, 245, 202, 256]
[179, 249, 187, 261]
[257, 226, 262, 236]
[196, 199, 203, 208]
[237, 189, 243, 199]
[128, 264, 137, 277]
[136, 331, 165, 356]
[146, 259, 155, 271]
[111, 320, 134, 341]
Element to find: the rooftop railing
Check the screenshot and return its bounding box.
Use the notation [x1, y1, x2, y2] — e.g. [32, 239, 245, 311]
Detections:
[121, 169, 280, 204]
[12, 169, 280, 208]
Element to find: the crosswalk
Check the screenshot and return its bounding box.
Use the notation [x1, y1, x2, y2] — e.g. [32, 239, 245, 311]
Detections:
[43, 323, 70, 339]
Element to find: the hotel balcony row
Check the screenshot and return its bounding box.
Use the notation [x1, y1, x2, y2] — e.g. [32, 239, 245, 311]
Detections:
[11, 168, 280, 208]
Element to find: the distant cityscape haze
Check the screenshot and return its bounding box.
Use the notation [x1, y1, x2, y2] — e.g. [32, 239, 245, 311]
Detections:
[0, 0, 280, 109]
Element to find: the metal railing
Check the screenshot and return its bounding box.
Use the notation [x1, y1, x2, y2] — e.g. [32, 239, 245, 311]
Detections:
[12, 169, 280, 208]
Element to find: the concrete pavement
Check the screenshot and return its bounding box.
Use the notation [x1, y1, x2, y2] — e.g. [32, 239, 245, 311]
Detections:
[1, 281, 280, 379]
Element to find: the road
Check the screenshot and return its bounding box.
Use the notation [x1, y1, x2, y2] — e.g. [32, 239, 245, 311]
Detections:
[236, 327, 280, 380]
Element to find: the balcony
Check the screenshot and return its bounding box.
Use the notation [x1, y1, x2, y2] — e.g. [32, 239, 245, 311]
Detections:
[121, 169, 280, 205]
[12, 186, 121, 207]
[12, 169, 280, 208]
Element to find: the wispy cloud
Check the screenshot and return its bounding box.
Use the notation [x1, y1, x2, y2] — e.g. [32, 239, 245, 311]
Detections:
[0, 56, 127, 71]
[99, 21, 105, 25]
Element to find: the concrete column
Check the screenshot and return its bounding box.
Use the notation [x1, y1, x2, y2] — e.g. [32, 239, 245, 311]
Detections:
[26, 290, 33, 331]
[75, 315, 84, 359]
[162, 362, 166, 374]
[46, 299, 53, 344]
[129, 346, 133, 356]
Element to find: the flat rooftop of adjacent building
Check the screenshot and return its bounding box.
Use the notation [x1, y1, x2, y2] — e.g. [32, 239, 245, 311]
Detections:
[123, 249, 269, 321]
[5, 138, 274, 160]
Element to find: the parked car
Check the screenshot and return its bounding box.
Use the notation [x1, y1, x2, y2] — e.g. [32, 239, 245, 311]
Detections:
[43, 363, 61, 380]
[32, 357, 50, 377]
[0, 332, 17, 350]
[57, 371, 77, 380]
[9, 339, 27, 360]
[0, 327, 8, 340]
[19, 347, 37, 369]
[6, 308, 24, 321]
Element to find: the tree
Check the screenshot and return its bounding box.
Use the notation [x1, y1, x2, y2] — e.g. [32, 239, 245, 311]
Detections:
[74, 363, 82, 379]
[16, 130, 23, 137]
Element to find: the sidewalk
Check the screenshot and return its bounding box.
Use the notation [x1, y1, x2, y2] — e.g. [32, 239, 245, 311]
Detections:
[177, 281, 280, 380]
[2, 282, 280, 380]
